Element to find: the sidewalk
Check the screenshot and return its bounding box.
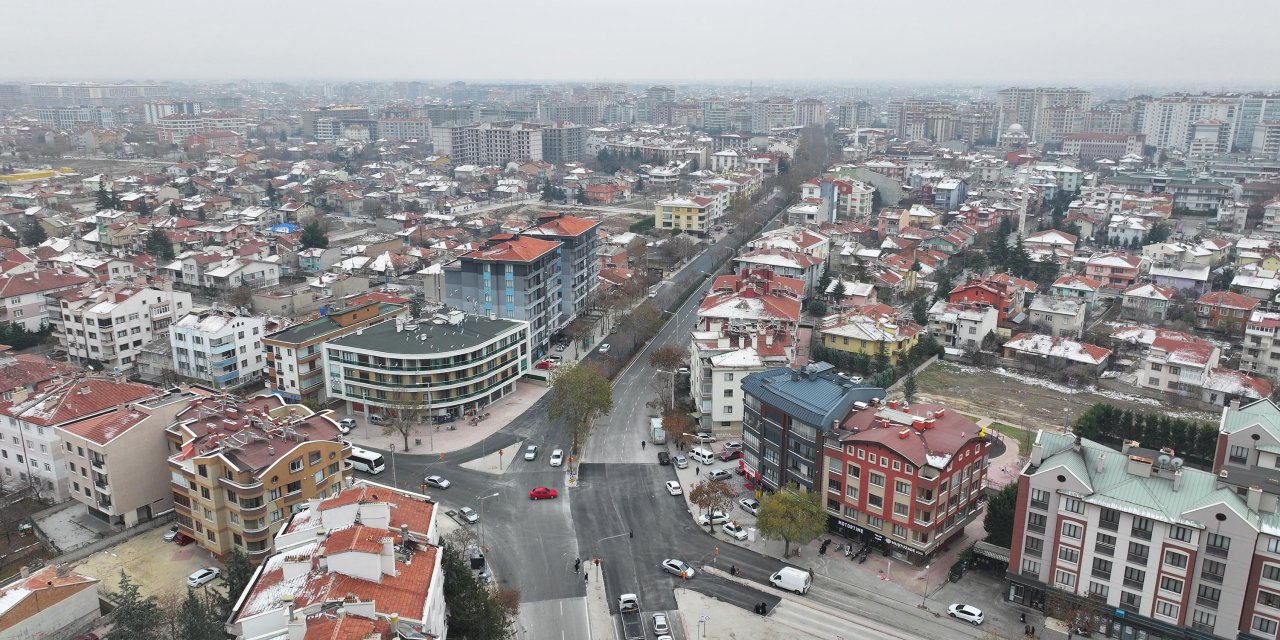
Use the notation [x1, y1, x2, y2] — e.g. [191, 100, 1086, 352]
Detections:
[335, 381, 547, 455]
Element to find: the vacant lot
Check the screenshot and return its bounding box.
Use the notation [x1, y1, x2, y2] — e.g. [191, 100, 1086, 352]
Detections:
[70, 526, 224, 600]
[915, 362, 1218, 430]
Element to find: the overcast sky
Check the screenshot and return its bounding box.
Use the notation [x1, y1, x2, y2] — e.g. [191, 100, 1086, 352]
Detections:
[5, 0, 1277, 88]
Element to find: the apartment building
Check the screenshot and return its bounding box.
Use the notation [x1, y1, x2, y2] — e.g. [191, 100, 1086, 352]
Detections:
[449, 121, 544, 164]
[1006, 431, 1280, 640]
[325, 312, 530, 422]
[166, 393, 351, 563]
[34, 105, 116, 130]
[301, 106, 371, 140]
[375, 117, 431, 141]
[0, 270, 92, 331]
[1084, 253, 1146, 291]
[28, 82, 169, 107]
[55, 387, 203, 528]
[795, 98, 826, 127]
[740, 362, 885, 492]
[1133, 95, 1240, 151]
[818, 310, 922, 365]
[227, 481, 445, 640]
[523, 213, 600, 328]
[996, 88, 1092, 143]
[0, 376, 157, 502]
[171, 308, 267, 390]
[1027, 296, 1086, 339]
[926, 301, 998, 353]
[263, 302, 406, 404]
[541, 121, 586, 163]
[750, 97, 797, 133]
[50, 283, 192, 372]
[838, 101, 873, 129]
[654, 195, 715, 233]
[1242, 310, 1280, 380]
[142, 100, 202, 124]
[444, 234, 562, 353]
[1196, 291, 1260, 337]
[155, 113, 249, 145]
[1062, 133, 1147, 161]
[822, 402, 987, 564]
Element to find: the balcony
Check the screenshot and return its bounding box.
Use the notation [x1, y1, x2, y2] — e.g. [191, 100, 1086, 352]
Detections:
[1127, 553, 1148, 565]
[238, 501, 266, 518]
[1096, 544, 1115, 557]
[97, 499, 112, 510]
[1028, 523, 1045, 534]
[1131, 528, 1152, 541]
[1118, 600, 1140, 614]
[1200, 571, 1223, 584]
[94, 481, 111, 495]
[1205, 545, 1229, 559]
[91, 457, 105, 470]
[1092, 568, 1111, 579]
[1196, 597, 1219, 610]
[1099, 519, 1119, 531]
[1029, 498, 1048, 510]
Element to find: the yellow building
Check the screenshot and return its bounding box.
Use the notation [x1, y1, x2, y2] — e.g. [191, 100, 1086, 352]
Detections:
[655, 195, 714, 233]
[818, 312, 921, 365]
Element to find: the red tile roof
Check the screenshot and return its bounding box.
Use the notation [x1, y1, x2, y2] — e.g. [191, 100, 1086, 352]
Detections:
[838, 403, 986, 469]
[301, 614, 389, 640]
[530, 214, 599, 237]
[58, 404, 151, 445]
[469, 235, 560, 263]
[1196, 291, 1259, 311]
[0, 271, 91, 298]
[0, 377, 157, 427]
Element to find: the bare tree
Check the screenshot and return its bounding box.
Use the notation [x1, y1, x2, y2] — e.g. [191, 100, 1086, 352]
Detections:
[689, 479, 737, 533]
[563, 317, 593, 358]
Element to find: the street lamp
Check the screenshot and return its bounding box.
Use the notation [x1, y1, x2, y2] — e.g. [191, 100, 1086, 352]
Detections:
[474, 492, 500, 549]
[919, 563, 931, 609]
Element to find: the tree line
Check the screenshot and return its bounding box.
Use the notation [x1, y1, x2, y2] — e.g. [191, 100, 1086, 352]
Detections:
[1071, 403, 1218, 466]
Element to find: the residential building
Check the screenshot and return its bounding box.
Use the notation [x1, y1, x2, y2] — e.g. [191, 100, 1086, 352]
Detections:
[226, 481, 444, 640]
[449, 121, 545, 164]
[1242, 310, 1280, 380]
[0, 566, 100, 640]
[1195, 291, 1260, 337]
[796, 99, 826, 127]
[523, 213, 600, 326]
[1132, 95, 1240, 151]
[1150, 264, 1210, 296]
[741, 362, 885, 492]
[733, 248, 826, 296]
[51, 283, 192, 372]
[1001, 334, 1112, 376]
[1120, 283, 1176, 323]
[28, 82, 169, 107]
[325, 313, 530, 422]
[1139, 334, 1219, 398]
[55, 387, 203, 528]
[35, 105, 116, 129]
[948, 275, 1035, 323]
[818, 310, 922, 365]
[1085, 253, 1145, 291]
[301, 106, 372, 140]
[926, 301, 998, 353]
[375, 117, 431, 141]
[654, 195, 715, 233]
[1061, 133, 1146, 161]
[541, 121, 586, 163]
[1005, 431, 1280, 640]
[264, 302, 407, 403]
[166, 393, 351, 563]
[1027, 296, 1086, 339]
[443, 233, 563, 353]
[996, 88, 1092, 143]
[839, 101, 874, 129]
[171, 308, 267, 390]
[750, 97, 797, 133]
[0, 270, 93, 331]
[143, 100, 202, 124]
[0, 376, 157, 502]
[822, 402, 987, 564]
[1050, 276, 1104, 314]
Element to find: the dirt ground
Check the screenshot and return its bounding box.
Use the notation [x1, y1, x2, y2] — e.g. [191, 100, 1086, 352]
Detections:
[915, 361, 1219, 431]
[67, 525, 224, 600]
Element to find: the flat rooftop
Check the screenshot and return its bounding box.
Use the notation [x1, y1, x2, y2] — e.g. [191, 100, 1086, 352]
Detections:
[328, 316, 525, 355]
[266, 303, 402, 344]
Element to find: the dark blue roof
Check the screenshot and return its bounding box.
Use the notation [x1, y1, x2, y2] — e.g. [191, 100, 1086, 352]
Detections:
[742, 363, 886, 430]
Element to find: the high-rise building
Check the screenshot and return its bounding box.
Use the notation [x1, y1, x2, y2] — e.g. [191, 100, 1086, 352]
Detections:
[375, 117, 431, 141]
[750, 97, 797, 133]
[28, 83, 169, 107]
[523, 213, 600, 324]
[301, 105, 372, 140]
[52, 283, 193, 373]
[444, 234, 564, 352]
[0, 84, 22, 108]
[34, 105, 116, 130]
[838, 101, 873, 130]
[796, 98, 827, 127]
[996, 88, 1092, 144]
[1234, 95, 1280, 152]
[170, 308, 266, 390]
[540, 121, 586, 163]
[1131, 95, 1240, 152]
[449, 121, 545, 165]
[647, 85, 676, 104]
[143, 100, 202, 124]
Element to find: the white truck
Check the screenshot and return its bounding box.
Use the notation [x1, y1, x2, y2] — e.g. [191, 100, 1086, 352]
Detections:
[768, 566, 812, 594]
[618, 593, 645, 640]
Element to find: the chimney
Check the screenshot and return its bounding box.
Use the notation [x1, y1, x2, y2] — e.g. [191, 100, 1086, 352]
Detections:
[1230, 398, 1242, 410]
[285, 599, 305, 640]
[20, 566, 30, 579]
[1030, 433, 1044, 466]
[1127, 455, 1153, 478]
[1172, 468, 1183, 492]
[1072, 435, 1082, 452]
[380, 536, 397, 577]
[1249, 485, 1263, 512]
[1122, 439, 1139, 455]
[1095, 453, 1105, 474]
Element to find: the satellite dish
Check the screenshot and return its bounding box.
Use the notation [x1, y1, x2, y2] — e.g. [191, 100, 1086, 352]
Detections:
[1157, 454, 1171, 468]
[1171, 457, 1184, 469]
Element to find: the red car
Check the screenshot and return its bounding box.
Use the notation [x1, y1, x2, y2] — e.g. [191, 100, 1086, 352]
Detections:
[173, 532, 194, 546]
[535, 360, 553, 370]
[529, 487, 558, 500]
[716, 450, 743, 462]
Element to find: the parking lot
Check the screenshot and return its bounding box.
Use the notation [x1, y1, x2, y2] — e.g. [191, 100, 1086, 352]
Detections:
[68, 525, 224, 599]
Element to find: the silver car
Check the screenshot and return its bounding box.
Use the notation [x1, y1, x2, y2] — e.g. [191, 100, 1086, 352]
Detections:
[524, 445, 538, 461]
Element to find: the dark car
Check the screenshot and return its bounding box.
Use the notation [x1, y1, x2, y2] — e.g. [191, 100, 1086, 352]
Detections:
[657, 451, 671, 465]
[173, 532, 194, 546]
[716, 450, 743, 461]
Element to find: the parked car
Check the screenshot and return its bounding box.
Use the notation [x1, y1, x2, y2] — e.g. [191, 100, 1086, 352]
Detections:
[723, 441, 742, 451]
[716, 450, 742, 462]
[368, 414, 387, 426]
[550, 449, 564, 467]
[692, 432, 717, 443]
[696, 510, 729, 526]
[186, 567, 221, 588]
[707, 469, 732, 481]
[424, 475, 450, 489]
[665, 481, 683, 496]
[738, 497, 760, 516]
[661, 558, 694, 578]
[524, 445, 538, 461]
[163, 526, 179, 541]
[722, 522, 748, 540]
[529, 486, 558, 500]
[459, 507, 479, 524]
[599, 343, 611, 354]
[657, 451, 671, 465]
[947, 604, 984, 625]
[338, 418, 357, 434]
[535, 360, 553, 370]
[555, 343, 567, 352]
[547, 355, 562, 364]
[173, 532, 194, 546]
[672, 455, 688, 469]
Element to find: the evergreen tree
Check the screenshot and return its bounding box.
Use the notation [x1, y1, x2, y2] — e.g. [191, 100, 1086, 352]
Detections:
[265, 183, 278, 205]
[177, 589, 223, 640]
[300, 220, 329, 249]
[911, 297, 929, 325]
[95, 181, 112, 211]
[903, 366, 918, 402]
[20, 222, 46, 247]
[168, 201, 180, 216]
[933, 269, 953, 303]
[137, 198, 152, 216]
[105, 571, 162, 640]
[144, 228, 175, 261]
[109, 189, 122, 210]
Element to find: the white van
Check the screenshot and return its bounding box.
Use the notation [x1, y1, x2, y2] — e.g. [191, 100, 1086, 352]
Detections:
[368, 414, 387, 426]
[769, 566, 812, 594]
[688, 447, 715, 465]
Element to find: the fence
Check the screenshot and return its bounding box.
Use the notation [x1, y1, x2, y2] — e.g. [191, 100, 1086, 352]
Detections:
[884, 355, 939, 393]
[29, 500, 176, 568]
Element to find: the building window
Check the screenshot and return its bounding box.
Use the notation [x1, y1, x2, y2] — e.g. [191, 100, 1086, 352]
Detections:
[1230, 444, 1250, 463]
[1027, 513, 1046, 534]
[1205, 533, 1231, 557]
[1264, 564, 1280, 583]
[1062, 497, 1084, 514]
[846, 464, 860, 478]
[1128, 541, 1149, 564]
[868, 494, 883, 509]
[1171, 525, 1193, 542]
[289, 458, 303, 473]
[1160, 576, 1184, 595]
[1089, 582, 1110, 599]
[1022, 559, 1040, 576]
[1131, 515, 1153, 539]
[866, 516, 883, 529]
[1058, 546, 1080, 565]
[1054, 570, 1076, 589]
[1197, 584, 1221, 608]
[869, 472, 885, 487]
[1030, 488, 1050, 509]
[891, 524, 907, 538]
[1155, 601, 1179, 620]
[1024, 536, 1043, 558]
[893, 502, 909, 518]
[1164, 550, 1188, 569]
[1061, 522, 1082, 540]
[1201, 558, 1226, 584]
[1258, 591, 1280, 610]
[1253, 616, 1278, 635]
[1098, 507, 1120, 530]
[895, 480, 909, 495]
[1091, 558, 1112, 579]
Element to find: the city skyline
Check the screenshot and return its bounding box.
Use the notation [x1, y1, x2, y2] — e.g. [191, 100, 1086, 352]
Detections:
[6, 0, 1279, 87]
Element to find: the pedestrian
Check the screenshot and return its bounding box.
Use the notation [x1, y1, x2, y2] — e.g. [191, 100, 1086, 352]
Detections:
[584, 572, 588, 583]
[1067, 632, 1072, 640]
[1030, 628, 1036, 638]
[1024, 625, 1030, 636]
[695, 466, 700, 475]
[1020, 613, 1026, 624]
[629, 530, 633, 539]
[641, 440, 646, 449]
[808, 567, 814, 578]
[574, 558, 581, 572]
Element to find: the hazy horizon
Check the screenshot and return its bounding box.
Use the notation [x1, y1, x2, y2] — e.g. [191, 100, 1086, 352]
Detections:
[6, 0, 1279, 88]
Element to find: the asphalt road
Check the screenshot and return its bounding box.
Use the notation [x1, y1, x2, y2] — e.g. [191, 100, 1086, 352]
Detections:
[350, 191, 795, 640]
